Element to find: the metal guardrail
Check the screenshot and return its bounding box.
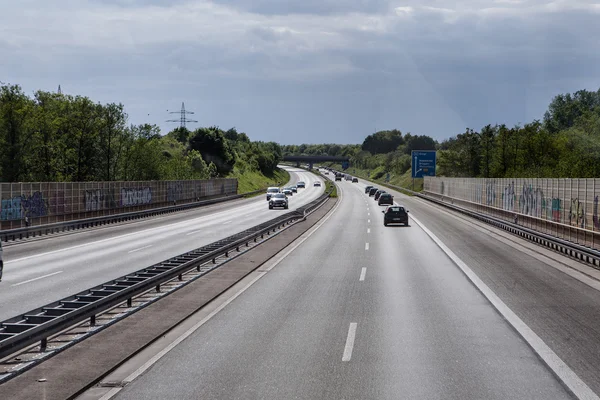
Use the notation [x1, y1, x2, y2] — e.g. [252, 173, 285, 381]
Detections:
[0, 187, 333, 361]
[361, 179, 600, 268]
[0, 188, 271, 243]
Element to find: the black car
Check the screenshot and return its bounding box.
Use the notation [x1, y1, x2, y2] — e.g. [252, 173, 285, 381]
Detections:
[297, 181, 306, 188]
[269, 193, 289, 209]
[365, 185, 373, 194]
[352, 177, 358, 183]
[378, 193, 394, 206]
[291, 186, 298, 193]
[369, 187, 379, 196]
[374, 190, 386, 200]
[382, 205, 409, 226]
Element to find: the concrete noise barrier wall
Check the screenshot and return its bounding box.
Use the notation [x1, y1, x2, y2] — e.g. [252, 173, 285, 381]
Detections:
[0, 179, 238, 230]
[424, 177, 600, 250]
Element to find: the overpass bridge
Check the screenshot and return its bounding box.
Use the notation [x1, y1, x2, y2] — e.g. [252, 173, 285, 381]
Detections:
[282, 155, 349, 169]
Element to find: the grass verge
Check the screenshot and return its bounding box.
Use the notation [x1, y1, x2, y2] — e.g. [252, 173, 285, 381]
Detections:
[229, 167, 290, 196]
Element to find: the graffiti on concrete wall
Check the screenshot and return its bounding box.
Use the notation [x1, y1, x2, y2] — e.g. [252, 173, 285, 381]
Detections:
[519, 184, 544, 217]
[21, 192, 49, 218]
[167, 183, 184, 203]
[502, 182, 515, 211]
[485, 180, 496, 206]
[569, 198, 585, 228]
[593, 195, 599, 230]
[546, 198, 561, 223]
[85, 189, 118, 212]
[1, 197, 22, 220]
[121, 187, 152, 207]
[1, 192, 49, 220]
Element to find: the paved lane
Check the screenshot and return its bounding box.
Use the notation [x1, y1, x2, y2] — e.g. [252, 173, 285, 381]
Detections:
[0, 167, 324, 320]
[112, 177, 573, 400]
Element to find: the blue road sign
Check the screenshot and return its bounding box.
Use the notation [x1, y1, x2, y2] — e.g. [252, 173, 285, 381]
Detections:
[411, 150, 436, 178]
[342, 161, 350, 170]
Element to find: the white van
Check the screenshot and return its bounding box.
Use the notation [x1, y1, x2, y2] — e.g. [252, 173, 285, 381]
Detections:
[266, 187, 280, 201]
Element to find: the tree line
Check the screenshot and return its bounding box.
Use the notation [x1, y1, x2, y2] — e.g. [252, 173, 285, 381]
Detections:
[0, 84, 283, 182]
[283, 87, 600, 179]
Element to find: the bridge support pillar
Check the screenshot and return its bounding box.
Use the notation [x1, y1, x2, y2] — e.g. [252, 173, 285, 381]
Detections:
[296, 162, 300, 168]
[309, 162, 313, 170]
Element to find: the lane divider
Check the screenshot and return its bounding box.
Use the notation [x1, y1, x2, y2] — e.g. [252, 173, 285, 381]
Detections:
[342, 323, 358, 362]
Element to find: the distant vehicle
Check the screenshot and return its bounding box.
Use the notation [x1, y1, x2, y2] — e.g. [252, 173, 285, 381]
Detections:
[0, 240, 3, 281]
[345, 175, 352, 181]
[291, 186, 298, 193]
[314, 181, 322, 187]
[378, 193, 394, 206]
[324, 171, 329, 175]
[266, 187, 280, 201]
[269, 193, 289, 209]
[283, 188, 293, 196]
[335, 174, 342, 181]
[383, 205, 409, 226]
[374, 190, 386, 200]
[352, 177, 358, 183]
[297, 181, 306, 188]
[369, 187, 379, 196]
[365, 185, 373, 194]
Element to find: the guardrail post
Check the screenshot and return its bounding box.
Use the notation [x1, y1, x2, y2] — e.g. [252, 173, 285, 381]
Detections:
[90, 315, 96, 327]
[127, 298, 132, 307]
[212, 257, 217, 264]
[40, 338, 47, 351]
[225, 251, 229, 257]
[156, 284, 161, 293]
[178, 274, 183, 281]
[197, 264, 201, 272]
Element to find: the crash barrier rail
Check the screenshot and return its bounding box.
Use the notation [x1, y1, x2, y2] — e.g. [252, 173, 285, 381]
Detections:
[0, 186, 334, 362]
[360, 180, 600, 269]
[0, 187, 274, 243]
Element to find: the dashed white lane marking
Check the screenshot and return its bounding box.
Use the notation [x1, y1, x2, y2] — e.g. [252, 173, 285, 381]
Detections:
[12, 271, 63, 287]
[342, 323, 358, 362]
[410, 214, 599, 400]
[368, 219, 371, 223]
[365, 243, 370, 250]
[186, 230, 202, 236]
[127, 245, 153, 254]
[367, 228, 370, 234]
[359, 268, 367, 281]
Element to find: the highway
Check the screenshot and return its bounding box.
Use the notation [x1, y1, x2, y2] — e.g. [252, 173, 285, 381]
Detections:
[0, 167, 324, 321]
[107, 173, 587, 400]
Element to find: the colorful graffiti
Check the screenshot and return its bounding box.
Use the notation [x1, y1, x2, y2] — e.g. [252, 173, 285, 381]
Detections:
[167, 183, 184, 203]
[547, 198, 561, 223]
[485, 181, 496, 206]
[1, 197, 22, 220]
[569, 198, 585, 228]
[593, 195, 599, 230]
[502, 182, 515, 211]
[121, 187, 152, 207]
[519, 184, 544, 217]
[0, 192, 48, 220]
[85, 189, 117, 211]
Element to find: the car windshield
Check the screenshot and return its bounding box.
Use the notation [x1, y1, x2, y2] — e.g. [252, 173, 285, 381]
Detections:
[272, 194, 286, 199]
[267, 188, 279, 193]
[388, 207, 404, 213]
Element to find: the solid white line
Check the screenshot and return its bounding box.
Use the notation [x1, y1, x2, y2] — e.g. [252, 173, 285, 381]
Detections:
[11, 271, 63, 287]
[97, 181, 345, 399]
[359, 268, 366, 281]
[409, 214, 600, 400]
[127, 245, 153, 254]
[367, 228, 370, 234]
[365, 243, 369, 250]
[342, 323, 358, 362]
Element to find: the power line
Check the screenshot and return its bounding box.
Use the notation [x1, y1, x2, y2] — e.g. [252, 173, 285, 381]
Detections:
[166, 102, 198, 129]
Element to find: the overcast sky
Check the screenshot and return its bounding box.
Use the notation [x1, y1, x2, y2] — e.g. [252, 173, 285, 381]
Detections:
[2, 0, 599, 144]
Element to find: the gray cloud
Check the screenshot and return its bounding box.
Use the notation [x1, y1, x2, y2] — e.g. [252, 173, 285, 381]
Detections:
[1, 0, 599, 144]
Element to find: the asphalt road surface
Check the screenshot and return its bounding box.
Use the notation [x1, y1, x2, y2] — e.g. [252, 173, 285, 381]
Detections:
[0, 167, 324, 321]
[112, 175, 576, 400]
